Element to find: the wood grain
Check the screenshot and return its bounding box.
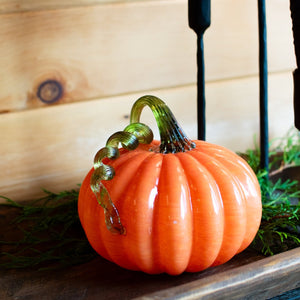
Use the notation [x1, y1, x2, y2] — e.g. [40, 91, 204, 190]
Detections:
[0, 0, 196, 113]
[0, 0, 295, 113]
[0, 0, 161, 14]
[136, 248, 300, 300]
[0, 246, 299, 299]
[0, 71, 294, 202]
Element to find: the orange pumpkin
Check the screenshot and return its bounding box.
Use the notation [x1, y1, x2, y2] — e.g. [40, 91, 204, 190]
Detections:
[78, 96, 262, 275]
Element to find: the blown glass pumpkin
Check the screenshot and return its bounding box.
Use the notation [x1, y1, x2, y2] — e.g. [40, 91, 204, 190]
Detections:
[78, 95, 262, 275]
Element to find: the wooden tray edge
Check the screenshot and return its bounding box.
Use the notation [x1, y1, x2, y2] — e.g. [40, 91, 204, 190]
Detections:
[136, 247, 300, 300]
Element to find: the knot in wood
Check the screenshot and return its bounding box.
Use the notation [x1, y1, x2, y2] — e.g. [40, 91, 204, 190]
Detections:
[37, 80, 63, 104]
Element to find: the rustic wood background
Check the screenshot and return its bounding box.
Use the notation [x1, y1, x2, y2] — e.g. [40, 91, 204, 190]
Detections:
[0, 0, 296, 202]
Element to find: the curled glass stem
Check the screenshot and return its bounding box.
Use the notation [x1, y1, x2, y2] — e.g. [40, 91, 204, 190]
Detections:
[90, 123, 153, 234]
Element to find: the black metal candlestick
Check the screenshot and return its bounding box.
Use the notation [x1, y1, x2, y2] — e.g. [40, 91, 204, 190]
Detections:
[258, 0, 269, 171]
[188, 0, 211, 141]
[189, 0, 269, 171]
[290, 0, 300, 131]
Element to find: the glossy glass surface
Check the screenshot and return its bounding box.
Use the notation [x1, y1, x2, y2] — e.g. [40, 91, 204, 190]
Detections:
[78, 140, 261, 275]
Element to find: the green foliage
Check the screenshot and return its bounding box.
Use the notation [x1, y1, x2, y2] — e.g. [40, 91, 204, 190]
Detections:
[243, 129, 300, 256]
[0, 189, 96, 270]
[252, 177, 300, 256]
[270, 128, 300, 167]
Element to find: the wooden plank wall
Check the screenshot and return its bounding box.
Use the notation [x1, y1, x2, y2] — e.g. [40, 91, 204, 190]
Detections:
[0, 0, 296, 201]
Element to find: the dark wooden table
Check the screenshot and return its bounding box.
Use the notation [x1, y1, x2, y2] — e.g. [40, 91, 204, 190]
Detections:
[1, 247, 300, 300]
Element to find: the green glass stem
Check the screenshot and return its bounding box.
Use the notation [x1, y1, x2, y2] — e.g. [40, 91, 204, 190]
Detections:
[90, 95, 195, 234]
[130, 95, 195, 153]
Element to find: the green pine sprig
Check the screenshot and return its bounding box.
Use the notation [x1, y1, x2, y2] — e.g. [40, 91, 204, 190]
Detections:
[0, 189, 96, 270]
[252, 177, 300, 256]
[242, 128, 300, 256]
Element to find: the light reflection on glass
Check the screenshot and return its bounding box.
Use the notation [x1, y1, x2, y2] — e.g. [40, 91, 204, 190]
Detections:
[148, 182, 158, 210]
[180, 184, 188, 220]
